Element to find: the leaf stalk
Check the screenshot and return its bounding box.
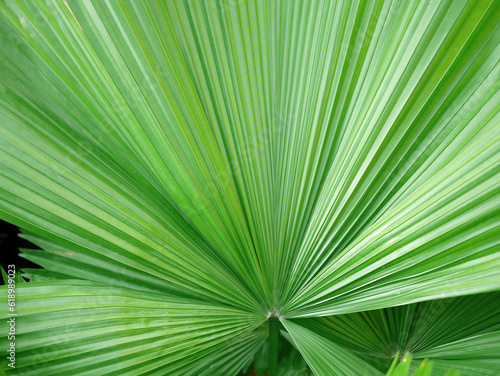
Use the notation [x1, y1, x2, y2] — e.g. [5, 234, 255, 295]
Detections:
[268, 314, 279, 376]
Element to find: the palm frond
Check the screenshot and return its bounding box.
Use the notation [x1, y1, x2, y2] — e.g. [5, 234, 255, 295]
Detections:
[0, 280, 264, 375]
[282, 319, 384, 375]
[0, 0, 499, 374]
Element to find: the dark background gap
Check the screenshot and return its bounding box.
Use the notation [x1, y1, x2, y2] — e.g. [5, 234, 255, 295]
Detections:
[0, 219, 41, 281]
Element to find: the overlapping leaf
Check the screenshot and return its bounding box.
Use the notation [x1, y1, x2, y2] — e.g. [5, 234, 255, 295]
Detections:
[0, 0, 499, 375]
[282, 319, 384, 376]
[0, 280, 264, 375]
[289, 292, 500, 374]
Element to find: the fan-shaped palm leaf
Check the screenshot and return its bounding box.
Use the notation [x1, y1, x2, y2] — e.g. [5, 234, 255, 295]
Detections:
[1, 0, 499, 375]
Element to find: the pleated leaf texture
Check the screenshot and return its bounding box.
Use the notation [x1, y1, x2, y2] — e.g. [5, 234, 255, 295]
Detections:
[0, 0, 499, 375]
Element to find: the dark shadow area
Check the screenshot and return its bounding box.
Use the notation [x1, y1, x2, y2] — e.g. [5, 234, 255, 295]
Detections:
[0, 220, 41, 274]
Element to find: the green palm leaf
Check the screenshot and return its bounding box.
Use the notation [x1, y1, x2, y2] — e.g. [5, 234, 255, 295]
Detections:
[1, 0, 499, 375]
[289, 292, 500, 374]
[0, 280, 264, 375]
[282, 319, 384, 375]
